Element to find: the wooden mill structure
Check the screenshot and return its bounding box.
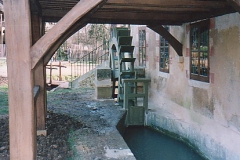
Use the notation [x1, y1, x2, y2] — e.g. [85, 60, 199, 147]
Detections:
[4, 0, 240, 159]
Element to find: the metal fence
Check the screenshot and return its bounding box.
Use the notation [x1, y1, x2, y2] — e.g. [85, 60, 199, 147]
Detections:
[70, 42, 109, 82]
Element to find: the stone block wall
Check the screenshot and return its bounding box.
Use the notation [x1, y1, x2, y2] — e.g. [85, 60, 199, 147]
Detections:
[95, 66, 112, 99]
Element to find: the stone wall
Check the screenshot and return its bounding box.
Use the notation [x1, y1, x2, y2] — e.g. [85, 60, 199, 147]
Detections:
[130, 13, 240, 160]
[71, 69, 95, 88]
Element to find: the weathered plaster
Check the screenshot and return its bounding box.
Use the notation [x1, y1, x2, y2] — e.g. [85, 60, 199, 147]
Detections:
[131, 13, 240, 159]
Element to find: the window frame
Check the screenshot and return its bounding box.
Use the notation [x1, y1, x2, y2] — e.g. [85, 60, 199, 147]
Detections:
[190, 20, 210, 83]
[139, 29, 146, 66]
[159, 26, 169, 73]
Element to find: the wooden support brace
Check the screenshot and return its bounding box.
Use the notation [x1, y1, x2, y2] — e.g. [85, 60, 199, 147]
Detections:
[32, 13, 47, 134]
[31, 0, 106, 69]
[148, 25, 183, 57]
[227, 0, 240, 13]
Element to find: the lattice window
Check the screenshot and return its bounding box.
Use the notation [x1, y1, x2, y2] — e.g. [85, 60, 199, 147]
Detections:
[190, 20, 209, 82]
[159, 26, 169, 73]
[139, 29, 146, 66]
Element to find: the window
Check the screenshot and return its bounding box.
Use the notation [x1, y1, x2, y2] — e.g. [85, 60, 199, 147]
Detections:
[190, 20, 209, 82]
[159, 26, 169, 73]
[139, 29, 146, 66]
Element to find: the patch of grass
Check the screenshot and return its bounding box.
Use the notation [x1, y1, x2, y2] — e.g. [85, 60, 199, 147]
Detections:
[0, 85, 8, 115]
[67, 129, 79, 160]
[0, 106, 8, 115]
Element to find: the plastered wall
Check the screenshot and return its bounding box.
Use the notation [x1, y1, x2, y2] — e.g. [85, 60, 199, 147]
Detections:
[130, 13, 240, 160]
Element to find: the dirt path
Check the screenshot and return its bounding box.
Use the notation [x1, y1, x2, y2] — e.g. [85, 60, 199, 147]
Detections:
[0, 87, 136, 160]
[0, 58, 135, 159]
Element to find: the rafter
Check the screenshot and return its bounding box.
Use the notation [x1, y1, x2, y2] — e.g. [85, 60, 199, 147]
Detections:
[36, 0, 235, 24]
[148, 25, 182, 57]
[227, 0, 240, 13]
[106, 0, 229, 8]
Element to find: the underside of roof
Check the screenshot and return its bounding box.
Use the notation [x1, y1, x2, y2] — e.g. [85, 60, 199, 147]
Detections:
[30, 0, 237, 25]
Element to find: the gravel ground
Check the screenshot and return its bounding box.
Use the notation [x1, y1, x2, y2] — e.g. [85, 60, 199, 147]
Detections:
[0, 87, 134, 160]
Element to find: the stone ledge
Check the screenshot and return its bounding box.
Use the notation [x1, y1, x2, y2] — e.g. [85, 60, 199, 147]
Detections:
[37, 130, 47, 136]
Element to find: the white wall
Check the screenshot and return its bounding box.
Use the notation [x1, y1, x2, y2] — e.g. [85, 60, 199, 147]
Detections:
[131, 13, 240, 160]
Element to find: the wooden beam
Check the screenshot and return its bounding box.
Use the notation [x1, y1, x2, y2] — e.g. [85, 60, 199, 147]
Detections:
[89, 18, 183, 26]
[43, 22, 87, 65]
[227, 0, 240, 13]
[4, 0, 36, 159]
[101, 5, 212, 12]
[30, 0, 42, 14]
[89, 7, 235, 25]
[148, 25, 183, 56]
[32, 14, 41, 45]
[34, 60, 47, 131]
[31, 0, 106, 69]
[32, 14, 47, 132]
[106, 0, 230, 8]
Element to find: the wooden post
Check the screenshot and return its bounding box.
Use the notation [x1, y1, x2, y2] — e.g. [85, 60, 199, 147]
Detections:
[4, 0, 36, 159]
[34, 60, 47, 134]
[32, 14, 47, 135]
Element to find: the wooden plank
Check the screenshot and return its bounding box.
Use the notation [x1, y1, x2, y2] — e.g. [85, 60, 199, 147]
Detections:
[227, 0, 240, 13]
[31, 0, 106, 69]
[148, 25, 183, 57]
[90, 18, 184, 26]
[101, 5, 212, 12]
[106, 0, 230, 8]
[31, 14, 41, 45]
[30, 0, 42, 14]
[34, 60, 47, 130]
[33, 85, 40, 101]
[4, 0, 36, 159]
[89, 8, 234, 25]
[92, 11, 195, 20]
[38, 0, 235, 23]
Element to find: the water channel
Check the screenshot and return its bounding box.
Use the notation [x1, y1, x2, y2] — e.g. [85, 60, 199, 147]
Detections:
[122, 127, 207, 160]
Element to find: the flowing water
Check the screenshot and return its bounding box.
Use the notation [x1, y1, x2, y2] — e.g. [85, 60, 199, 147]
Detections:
[123, 127, 206, 160]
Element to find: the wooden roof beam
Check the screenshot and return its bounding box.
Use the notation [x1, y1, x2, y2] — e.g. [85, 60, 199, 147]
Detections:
[100, 6, 212, 12]
[90, 11, 209, 24]
[227, 0, 240, 13]
[148, 25, 182, 57]
[31, 0, 106, 69]
[106, 0, 230, 8]
[89, 18, 183, 25]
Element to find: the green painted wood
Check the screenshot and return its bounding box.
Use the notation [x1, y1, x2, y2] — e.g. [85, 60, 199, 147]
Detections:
[120, 46, 135, 53]
[109, 26, 150, 126]
[118, 36, 133, 46]
[117, 29, 131, 37]
[121, 58, 136, 63]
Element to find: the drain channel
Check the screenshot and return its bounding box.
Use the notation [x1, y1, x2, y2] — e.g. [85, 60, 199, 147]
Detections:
[121, 126, 206, 160]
